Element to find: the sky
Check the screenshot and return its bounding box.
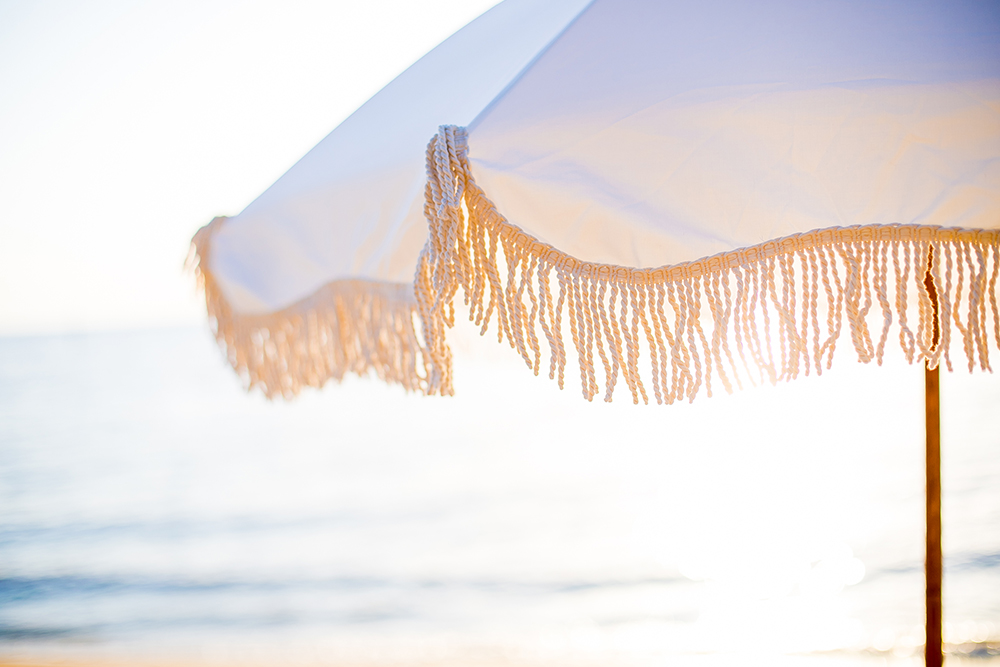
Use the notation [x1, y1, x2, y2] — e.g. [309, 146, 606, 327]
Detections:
[0, 0, 502, 336]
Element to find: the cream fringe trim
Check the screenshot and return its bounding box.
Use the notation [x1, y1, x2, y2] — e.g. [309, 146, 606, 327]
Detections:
[416, 125, 1000, 403]
[189, 217, 430, 398]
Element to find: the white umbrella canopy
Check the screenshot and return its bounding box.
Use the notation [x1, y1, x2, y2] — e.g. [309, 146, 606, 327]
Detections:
[190, 0, 1000, 402]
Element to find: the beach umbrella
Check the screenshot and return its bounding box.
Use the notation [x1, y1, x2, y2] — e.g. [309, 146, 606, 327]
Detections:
[189, 0, 1000, 663]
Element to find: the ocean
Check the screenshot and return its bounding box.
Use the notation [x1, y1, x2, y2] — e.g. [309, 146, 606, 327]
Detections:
[0, 326, 998, 666]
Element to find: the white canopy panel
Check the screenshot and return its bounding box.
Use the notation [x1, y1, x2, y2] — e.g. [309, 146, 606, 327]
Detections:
[469, 0, 1000, 268]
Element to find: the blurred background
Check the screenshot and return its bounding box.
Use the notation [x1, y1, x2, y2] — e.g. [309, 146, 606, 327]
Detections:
[1, 2, 998, 665]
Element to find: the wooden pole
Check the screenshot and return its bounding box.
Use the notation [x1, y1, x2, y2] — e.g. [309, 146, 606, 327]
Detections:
[925, 362, 942, 667]
[924, 248, 943, 667]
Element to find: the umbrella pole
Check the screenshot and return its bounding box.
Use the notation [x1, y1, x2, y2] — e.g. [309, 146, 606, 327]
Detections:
[924, 248, 943, 667]
[925, 361, 942, 667]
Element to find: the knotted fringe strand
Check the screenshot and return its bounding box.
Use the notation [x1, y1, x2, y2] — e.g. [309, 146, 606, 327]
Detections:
[415, 126, 1000, 403]
[189, 217, 431, 399]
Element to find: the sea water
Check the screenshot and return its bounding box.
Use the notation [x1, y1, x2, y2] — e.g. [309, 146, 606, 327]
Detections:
[0, 327, 998, 665]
